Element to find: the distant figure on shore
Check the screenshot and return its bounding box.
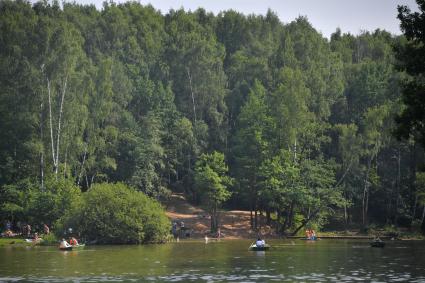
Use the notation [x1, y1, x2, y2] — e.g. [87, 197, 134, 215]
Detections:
[5, 220, 11, 231]
[172, 222, 178, 239]
[44, 224, 50, 235]
[26, 224, 31, 238]
[33, 232, 42, 243]
[216, 228, 222, 239]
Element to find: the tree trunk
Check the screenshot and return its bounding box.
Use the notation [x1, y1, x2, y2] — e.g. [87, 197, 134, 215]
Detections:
[90, 174, 95, 189]
[85, 175, 90, 190]
[47, 78, 56, 172]
[46, 75, 68, 176]
[266, 210, 271, 225]
[291, 208, 321, 236]
[250, 207, 253, 229]
[54, 75, 68, 175]
[186, 68, 197, 122]
[412, 194, 418, 221]
[282, 207, 290, 235]
[276, 210, 281, 235]
[39, 100, 44, 191]
[410, 143, 418, 222]
[211, 204, 218, 233]
[362, 157, 372, 227]
[343, 182, 348, 230]
[394, 148, 401, 225]
[421, 206, 425, 226]
[77, 144, 88, 186]
[288, 202, 294, 228]
[63, 145, 68, 178]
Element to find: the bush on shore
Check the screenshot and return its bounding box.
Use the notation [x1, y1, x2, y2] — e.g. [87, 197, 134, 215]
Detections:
[56, 183, 170, 244]
[0, 176, 80, 227]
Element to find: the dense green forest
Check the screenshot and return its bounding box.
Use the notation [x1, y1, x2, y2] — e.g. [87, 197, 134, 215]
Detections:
[1, 0, 424, 237]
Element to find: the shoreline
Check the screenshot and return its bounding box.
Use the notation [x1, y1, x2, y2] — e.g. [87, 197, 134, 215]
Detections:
[176, 234, 425, 241]
[1, 235, 423, 247]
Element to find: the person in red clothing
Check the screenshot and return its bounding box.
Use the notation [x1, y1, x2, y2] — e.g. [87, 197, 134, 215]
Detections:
[69, 237, 79, 246]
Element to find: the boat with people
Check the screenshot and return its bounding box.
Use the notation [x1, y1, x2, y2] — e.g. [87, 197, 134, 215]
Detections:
[59, 243, 85, 251]
[73, 244, 86, 249]
[249, 238, 270, 251]
[59, 237, 85, 251]
[59, 245, 73, 251]
[370, 237, 385, 248]
[304, 229, 317, 240]
[249, 243, 271, 251]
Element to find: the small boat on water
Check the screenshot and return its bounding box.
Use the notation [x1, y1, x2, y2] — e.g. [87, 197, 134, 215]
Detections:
[249, 244, 270, 251]
[59, 246, 73, 251]
[301, 237, 318, 241]
[72, 244, 85, 249]
[59, 244, 85, 251]
[370, 240, 385, 248]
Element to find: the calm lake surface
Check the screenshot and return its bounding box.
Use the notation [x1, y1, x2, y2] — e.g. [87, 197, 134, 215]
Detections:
[0, 239, 424, 282]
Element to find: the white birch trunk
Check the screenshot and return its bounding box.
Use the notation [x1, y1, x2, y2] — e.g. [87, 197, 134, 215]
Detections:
[40, 100, 44, 191]
[47, 78, 56, 171]
[186, 68, 197, 122]
[54, 75, 68, 175]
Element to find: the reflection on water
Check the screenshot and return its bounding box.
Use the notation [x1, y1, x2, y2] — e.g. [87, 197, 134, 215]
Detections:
[0, 239, 424, 282]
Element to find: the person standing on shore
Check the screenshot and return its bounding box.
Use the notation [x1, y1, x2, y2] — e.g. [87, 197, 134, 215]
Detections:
[44, 224, 50, 235]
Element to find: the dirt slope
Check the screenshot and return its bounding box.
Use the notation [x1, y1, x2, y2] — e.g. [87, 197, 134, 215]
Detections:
[165, 194, 274, 239]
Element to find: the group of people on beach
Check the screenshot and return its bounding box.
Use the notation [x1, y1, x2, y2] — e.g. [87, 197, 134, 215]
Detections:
[1, 221, 50, 239]
[172, 221, 195, 239]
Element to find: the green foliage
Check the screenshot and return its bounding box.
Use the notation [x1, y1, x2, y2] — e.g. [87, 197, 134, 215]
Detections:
[26, 177, 81, 226]
[57, 183, 170, 244]
[395, 0, 425, 147]
[0, 0, 423, 234]
[40, 232, 59, 245]
[195, 151, 233, 205]
[0, 176, 79, 225]
[195, 151, 233, 231]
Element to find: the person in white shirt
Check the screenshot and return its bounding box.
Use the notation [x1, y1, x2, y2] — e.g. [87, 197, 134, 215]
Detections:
[256, 238, 265, 247]
[60, 239, 71, 249]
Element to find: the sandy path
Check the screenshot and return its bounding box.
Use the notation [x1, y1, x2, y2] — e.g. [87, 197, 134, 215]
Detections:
[165, 194, 274, 239]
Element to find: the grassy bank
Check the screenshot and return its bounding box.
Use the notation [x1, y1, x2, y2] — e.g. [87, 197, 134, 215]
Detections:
[0, 238, 28, 246]
[317, 230, 424, 240]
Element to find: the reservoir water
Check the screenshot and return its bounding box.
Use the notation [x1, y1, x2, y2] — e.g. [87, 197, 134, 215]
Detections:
[0, 239, 424, 282]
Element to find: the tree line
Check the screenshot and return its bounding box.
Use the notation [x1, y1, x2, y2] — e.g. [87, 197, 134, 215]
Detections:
[1, 0, 424, 235]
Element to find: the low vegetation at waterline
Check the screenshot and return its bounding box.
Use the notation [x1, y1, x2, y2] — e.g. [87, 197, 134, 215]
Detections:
[57, 183, 170, 244]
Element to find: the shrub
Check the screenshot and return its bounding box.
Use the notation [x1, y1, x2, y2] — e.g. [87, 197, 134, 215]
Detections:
[57, 183, 170, 244]
[0, 176, 80, 227]
[26, 177, 81, 226]
[40, 232, 59, 246]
